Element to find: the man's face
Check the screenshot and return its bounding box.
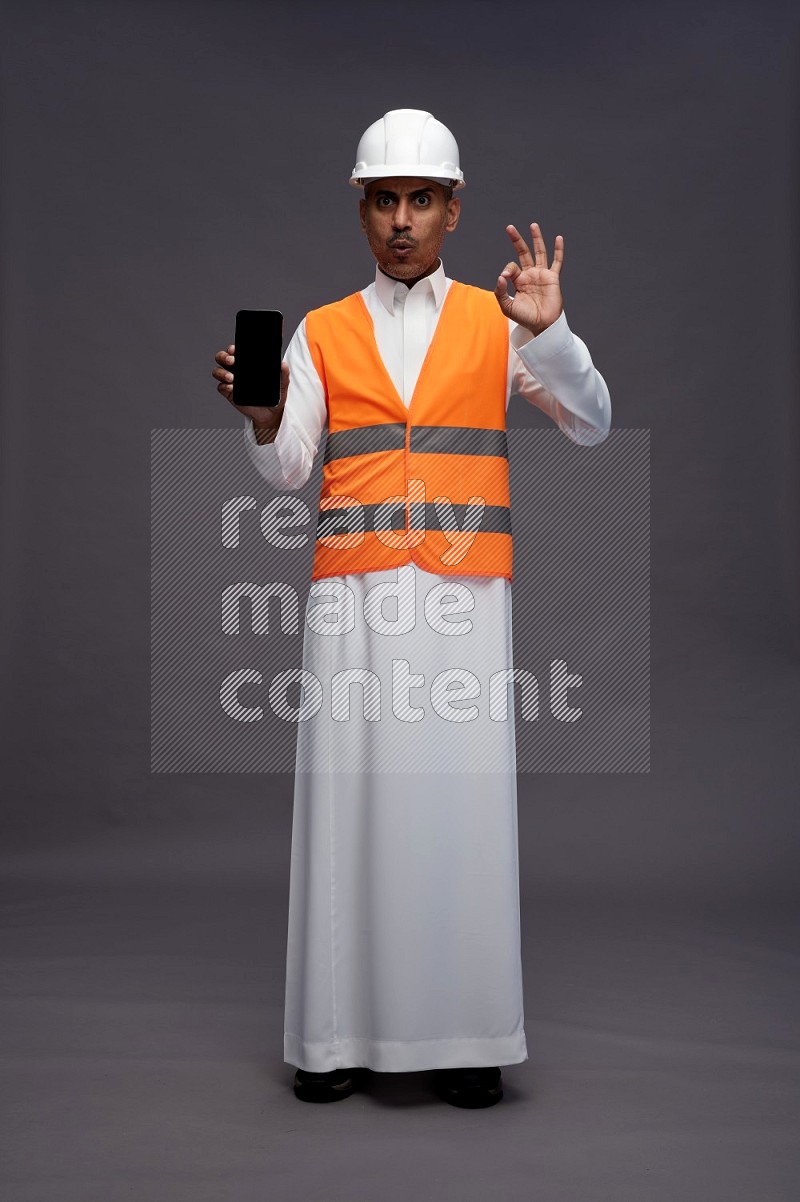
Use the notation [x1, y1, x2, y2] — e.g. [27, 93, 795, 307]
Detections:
[359, 176, 460, 283]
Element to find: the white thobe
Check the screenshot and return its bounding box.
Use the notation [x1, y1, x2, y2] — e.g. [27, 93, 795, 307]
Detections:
[244, 261, 611, 1073]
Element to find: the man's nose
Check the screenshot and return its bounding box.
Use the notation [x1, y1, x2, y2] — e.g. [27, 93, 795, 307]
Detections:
[393, 198, 412, 230]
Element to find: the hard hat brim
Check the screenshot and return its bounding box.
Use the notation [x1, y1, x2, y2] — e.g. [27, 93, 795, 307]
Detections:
[350, 165, 465, 189]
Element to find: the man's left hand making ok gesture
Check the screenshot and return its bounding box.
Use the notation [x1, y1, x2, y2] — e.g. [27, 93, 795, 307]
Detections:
[494, 222, 564, 336]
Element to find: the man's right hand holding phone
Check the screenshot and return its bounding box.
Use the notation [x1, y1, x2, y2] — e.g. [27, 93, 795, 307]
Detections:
[212, 344, 290, 445]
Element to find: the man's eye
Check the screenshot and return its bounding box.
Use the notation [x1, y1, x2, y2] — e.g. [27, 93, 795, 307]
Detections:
[377, 197, 392, 206]
[416, 196, 431, 206]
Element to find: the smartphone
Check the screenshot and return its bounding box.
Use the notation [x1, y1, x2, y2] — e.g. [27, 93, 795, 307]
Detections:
[232, 309, 284, 408]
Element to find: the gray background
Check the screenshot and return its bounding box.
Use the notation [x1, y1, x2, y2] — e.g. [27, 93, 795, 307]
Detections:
[1, 0, 798, 1198]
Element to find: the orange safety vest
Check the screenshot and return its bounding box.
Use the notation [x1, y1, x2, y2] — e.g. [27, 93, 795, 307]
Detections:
[305, 280, 512, 582]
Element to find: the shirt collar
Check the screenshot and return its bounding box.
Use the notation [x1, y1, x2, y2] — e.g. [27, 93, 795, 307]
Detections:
[374, 259, 447, 315]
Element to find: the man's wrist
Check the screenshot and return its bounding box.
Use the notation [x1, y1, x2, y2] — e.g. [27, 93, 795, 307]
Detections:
[252, 421, 279, 445]
[520, 312, 561, 339]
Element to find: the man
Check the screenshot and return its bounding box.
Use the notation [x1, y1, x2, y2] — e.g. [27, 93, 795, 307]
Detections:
[213, 109, 611, 1108]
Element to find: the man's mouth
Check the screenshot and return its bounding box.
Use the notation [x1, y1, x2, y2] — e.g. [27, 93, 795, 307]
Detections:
[389, 239, 416, 251]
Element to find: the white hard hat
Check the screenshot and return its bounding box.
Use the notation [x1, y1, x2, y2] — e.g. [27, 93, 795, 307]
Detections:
[349, 108, 465, 190]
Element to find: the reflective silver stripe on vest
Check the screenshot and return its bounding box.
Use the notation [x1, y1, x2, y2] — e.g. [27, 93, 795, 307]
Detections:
[323, 424, 509, 463]
[317, 502, 512, 538]
[410, 426, 509, 458]
[323, 423, 406, 464]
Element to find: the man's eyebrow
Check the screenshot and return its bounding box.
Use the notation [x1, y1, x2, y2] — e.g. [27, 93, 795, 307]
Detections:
[372, 187, 435, 199]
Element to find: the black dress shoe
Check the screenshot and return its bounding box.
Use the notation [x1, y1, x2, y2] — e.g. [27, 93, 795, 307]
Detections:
[293, 1067, 356, 1103]
[434, 1066, 503, 1108]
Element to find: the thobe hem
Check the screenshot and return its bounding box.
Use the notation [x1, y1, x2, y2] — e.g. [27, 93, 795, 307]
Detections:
[284, 1029, 528, 1073]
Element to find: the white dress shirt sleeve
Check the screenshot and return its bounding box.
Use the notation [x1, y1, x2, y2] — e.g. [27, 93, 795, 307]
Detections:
[243, 317, 328, 490]
[508, 310, 612, 446]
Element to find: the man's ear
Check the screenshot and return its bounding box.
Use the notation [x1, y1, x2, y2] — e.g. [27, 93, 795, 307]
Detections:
[359, 197, 367, 232]
[445, 196, 461, 234]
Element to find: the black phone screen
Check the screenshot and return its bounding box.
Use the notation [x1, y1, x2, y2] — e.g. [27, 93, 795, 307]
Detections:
[233, 309, 284, 408]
